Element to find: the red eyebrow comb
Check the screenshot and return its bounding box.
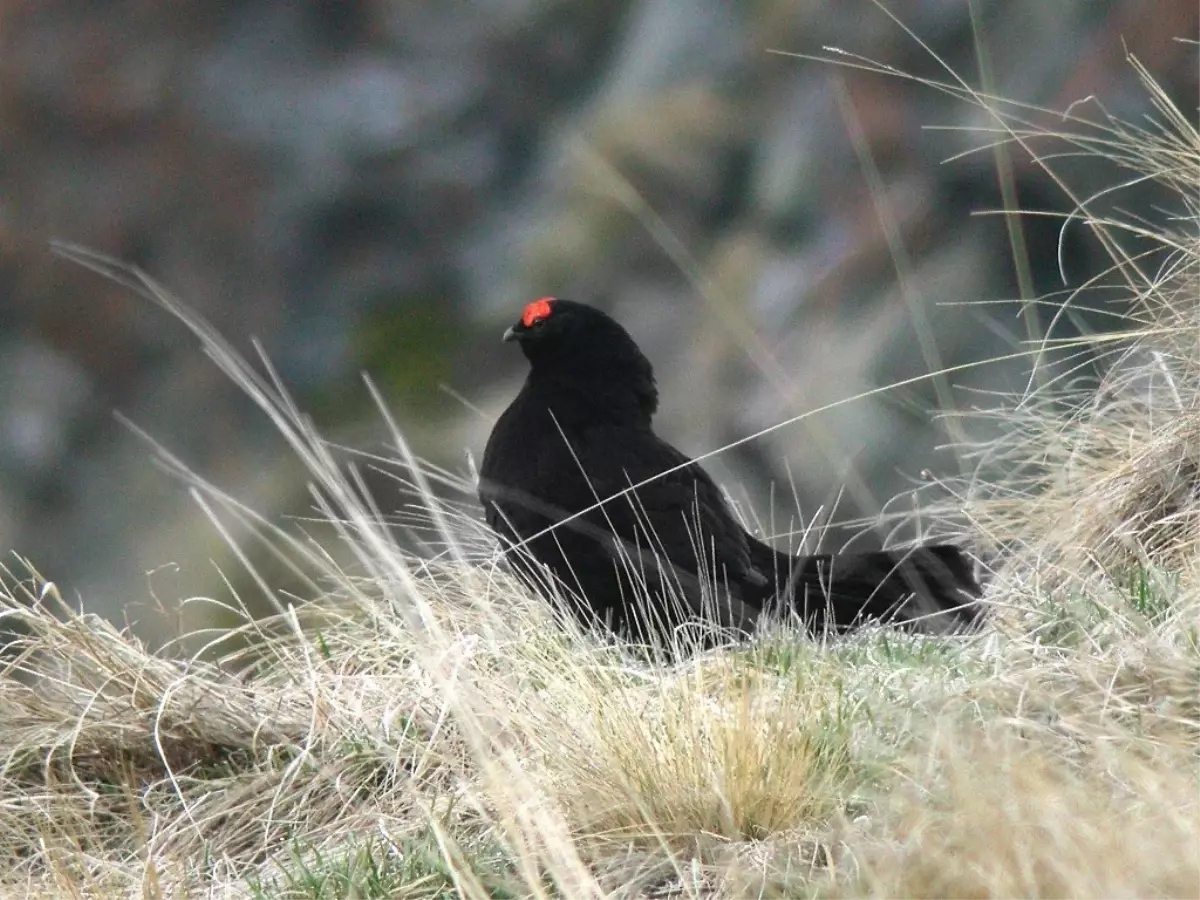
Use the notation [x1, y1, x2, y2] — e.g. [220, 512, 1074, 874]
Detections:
[521, 297, 556, 327]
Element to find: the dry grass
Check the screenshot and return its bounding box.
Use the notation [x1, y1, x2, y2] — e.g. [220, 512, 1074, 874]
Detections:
[1, 40, 1198, 900]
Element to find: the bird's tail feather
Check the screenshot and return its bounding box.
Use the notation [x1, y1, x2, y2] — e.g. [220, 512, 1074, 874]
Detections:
[751, 542, 983, 634]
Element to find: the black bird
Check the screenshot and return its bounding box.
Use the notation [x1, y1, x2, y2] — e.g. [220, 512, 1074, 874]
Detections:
[479, 297, 981, 644]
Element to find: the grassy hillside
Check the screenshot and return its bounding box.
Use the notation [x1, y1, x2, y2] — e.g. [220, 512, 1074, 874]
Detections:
[1, 58, 1197, 900]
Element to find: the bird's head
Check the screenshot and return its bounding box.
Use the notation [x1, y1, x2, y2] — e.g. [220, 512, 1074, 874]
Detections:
[502, 297, 658, 417]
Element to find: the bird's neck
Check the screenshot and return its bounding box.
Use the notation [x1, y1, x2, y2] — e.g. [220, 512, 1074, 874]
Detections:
[520, 367, 657, 430]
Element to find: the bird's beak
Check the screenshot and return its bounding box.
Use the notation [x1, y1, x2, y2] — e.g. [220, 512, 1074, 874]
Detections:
[502, 325, 519, 342]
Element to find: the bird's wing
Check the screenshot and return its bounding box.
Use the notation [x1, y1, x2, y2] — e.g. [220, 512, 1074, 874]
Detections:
[568, 426, 760, 591]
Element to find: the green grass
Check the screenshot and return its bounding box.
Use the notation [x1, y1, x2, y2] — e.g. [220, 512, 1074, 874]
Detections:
[247, 832, 523, 900]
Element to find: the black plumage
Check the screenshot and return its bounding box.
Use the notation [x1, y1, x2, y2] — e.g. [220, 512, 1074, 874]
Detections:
[479, 297, 981, 643]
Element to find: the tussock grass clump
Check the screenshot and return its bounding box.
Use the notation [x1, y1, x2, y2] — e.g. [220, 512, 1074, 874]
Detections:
[829, 725, 1200, 900]
[967, 263, 1200, 593]
[526, 655, 854, 845]
[0, 564, 505, 898]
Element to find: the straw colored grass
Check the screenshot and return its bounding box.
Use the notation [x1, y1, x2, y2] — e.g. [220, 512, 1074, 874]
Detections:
[1, 35, 1198, 900]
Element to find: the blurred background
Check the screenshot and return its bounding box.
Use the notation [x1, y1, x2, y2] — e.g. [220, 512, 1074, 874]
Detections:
[0, 0, 1196, 637]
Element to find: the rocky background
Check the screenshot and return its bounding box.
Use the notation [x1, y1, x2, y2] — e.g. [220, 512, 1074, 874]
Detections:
[1, 0, 1196, 637]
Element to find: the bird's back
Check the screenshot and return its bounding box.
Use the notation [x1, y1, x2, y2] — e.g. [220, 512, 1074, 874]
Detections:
[480, 375, 761, 637]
